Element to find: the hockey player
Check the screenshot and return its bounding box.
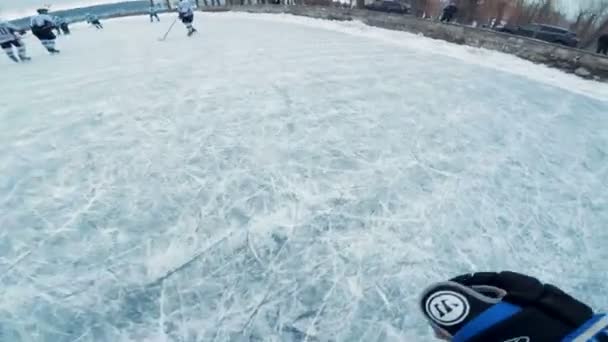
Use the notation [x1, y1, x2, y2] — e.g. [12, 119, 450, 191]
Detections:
[86, 14, 103, 29]
[0, 21, 31, 62]
[440, 2, 458, 23]
[177, 0, 197, 36]
[54, 17, 62, 35]
[30, 8, 60, 54]
[598, 33, 608, 55]
[150, 5, 161, 22]
[420, 271, 608, 341]
[54, 16, 70, 35]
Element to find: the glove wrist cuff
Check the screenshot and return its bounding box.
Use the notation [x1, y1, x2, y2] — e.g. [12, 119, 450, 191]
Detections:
[562, 314, 608, 342]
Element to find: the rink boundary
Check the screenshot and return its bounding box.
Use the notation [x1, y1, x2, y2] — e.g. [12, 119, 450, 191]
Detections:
[206, 5, 608, 82]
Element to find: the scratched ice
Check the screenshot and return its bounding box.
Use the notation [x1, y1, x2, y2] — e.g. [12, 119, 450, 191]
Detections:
[1, 12, 607, 342]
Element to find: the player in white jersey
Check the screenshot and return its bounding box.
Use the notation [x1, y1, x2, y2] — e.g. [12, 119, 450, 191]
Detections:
[0, 21, 31, 62]
[54, 16, 70, 35]
[86, 14, 104, 29]
[30, 8, 60, 54]
[150, 5, 160, 22]
[177, 0, 197, 36]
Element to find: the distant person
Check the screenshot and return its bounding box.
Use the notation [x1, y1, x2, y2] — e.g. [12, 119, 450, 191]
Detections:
[54, 16, 70, 35]
[86, 14, 103, 29]
[0, 20, 31, 62]
[441, 2, 458, 23]
[598, 33, 608, 55]
[177, 0, 197, 37]
[30, 8, 60, 54]
[54, 17, 62, 35]
[149, 5, 160, 22]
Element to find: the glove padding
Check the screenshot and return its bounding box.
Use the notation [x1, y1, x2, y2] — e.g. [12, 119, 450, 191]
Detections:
[420, 271, 608, 342]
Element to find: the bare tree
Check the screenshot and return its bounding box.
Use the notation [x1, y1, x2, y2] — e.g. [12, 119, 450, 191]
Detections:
[460, 0, 480, 24]
[494, 0, 508, 27]
[536, 0, 552, 22]
[509, 0, 536, 25]
[422, 0, 443, 19]
[409, 0, 429, 17]
[582, 15, 608, 48]
[499, 0, 608, 50]
[569, 0, 608, 48]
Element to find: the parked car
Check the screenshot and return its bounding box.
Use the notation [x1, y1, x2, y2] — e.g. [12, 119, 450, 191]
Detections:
[494, 25, 517, 34]
[497, 23, 579, 47]
[365, 0, 410, 14]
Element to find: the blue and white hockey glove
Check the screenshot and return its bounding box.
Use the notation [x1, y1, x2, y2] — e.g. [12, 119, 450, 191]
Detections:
[420, 271, 608, 342]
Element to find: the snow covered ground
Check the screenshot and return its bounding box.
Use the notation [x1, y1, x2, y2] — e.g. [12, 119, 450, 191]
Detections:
[1, 12, 608, 342]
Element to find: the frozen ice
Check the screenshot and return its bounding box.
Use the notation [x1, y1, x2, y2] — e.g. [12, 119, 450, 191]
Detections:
[1, 12, 608, 342]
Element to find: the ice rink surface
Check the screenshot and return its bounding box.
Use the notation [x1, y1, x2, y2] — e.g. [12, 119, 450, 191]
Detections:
[1, 12, 608, 342]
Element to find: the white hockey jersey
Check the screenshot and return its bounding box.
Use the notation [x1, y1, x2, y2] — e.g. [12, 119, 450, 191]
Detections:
[0, 22, 19, 44]
[30, 14, 55, 29]
[54, 16, 67, 25]
[177, 0, 194, 16]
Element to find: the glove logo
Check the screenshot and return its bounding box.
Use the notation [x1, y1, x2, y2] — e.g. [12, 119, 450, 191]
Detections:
[425, 291, 470, 326]
[503, 338, 530, 342]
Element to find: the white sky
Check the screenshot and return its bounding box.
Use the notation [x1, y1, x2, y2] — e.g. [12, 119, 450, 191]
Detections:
[0, 0, 141, 19]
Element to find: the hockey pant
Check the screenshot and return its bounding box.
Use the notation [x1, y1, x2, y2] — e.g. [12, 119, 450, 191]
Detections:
[181, 14, 194, 31]
[61, 23, 70, 34]
[32, 29, 58, 52]
[598, 35, 608, 55]
[0, 39, 27, 61]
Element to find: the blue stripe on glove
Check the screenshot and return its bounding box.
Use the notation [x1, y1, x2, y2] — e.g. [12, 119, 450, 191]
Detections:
[453, 303, 522, 342]
[562, 314, 608, 342]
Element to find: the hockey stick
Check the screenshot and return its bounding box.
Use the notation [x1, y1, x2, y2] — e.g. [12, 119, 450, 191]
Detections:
[158, 17, 178, 41]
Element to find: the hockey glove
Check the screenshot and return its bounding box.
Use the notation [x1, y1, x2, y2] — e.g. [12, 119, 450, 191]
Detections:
[420, 271, 608, 342]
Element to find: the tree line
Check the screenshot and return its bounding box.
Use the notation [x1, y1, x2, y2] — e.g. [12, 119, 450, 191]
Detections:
[407, 0, 608, 49]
